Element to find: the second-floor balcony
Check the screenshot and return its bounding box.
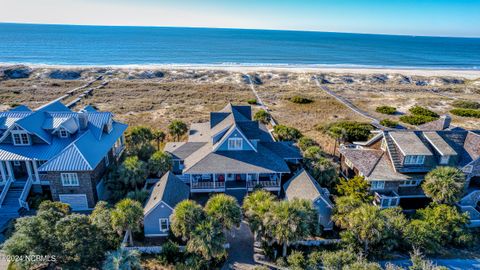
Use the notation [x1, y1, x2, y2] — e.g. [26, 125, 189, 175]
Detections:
[374, 191, 400, 209]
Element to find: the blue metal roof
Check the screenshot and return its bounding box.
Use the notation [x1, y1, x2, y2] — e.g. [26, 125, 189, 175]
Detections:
[0, 101, 128, 172]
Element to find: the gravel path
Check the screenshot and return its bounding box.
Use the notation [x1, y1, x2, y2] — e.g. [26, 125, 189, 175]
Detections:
[222, 221, 257, 270]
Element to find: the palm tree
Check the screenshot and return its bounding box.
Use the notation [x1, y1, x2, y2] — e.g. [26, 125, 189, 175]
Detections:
[171, 200, 205, 240]
[111, 199, 143, 246]
[205, 194, 242, 231]
[147, 151, 172, 177]
[102, 248, 141, 270]
[422, 166, 466, 204]
[242, 190, 275, 239]
[152, 130, 166, 150]
[168, 120, 188, 141]
[343, 204, 385, 254]
[186, 218, 226, 261]
[263, 200, 314, 257]
[126, 126, 153, 148]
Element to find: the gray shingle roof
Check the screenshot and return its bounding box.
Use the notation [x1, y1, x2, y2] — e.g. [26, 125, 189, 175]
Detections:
[424, 132, 457, 156]
[284, 169, 333, 205]
[390, 132, 433, 156]
[339, 148, 384, 176]
[260, 142, 302, 160]
[183, 146, 291, 174]
[164, 142, 207, 160]
[144, 171, 190, 215]
[368, 154, 410, 181]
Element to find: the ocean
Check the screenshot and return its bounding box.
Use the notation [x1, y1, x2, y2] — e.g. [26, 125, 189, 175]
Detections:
[1, 23, 480, 69]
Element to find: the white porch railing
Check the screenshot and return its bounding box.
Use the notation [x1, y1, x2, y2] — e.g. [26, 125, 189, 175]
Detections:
[18, 176, 33, 211]
[0, 177, 13, 208]
[191, 181, 226, 190]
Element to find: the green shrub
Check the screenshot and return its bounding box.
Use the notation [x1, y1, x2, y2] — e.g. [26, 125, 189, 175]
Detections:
[297, 136, 317, 151]
[253, 109, 271, 124]
[276, 257, 288, 267]
[400, 115, 437, 125]
[450, 108, 480, 118]
[375, 106, 396, 115]
[307, 251, 323, 270]
[409, 106, 439, 118]
[289, 95, 313, 104]
[380, 119, 398, 128]
[273, 125, 303, 142]
[287, 251, 306, 270]
[321, 121, 374, 142]
[452, 100, 480, 109]
[247, 99, 257, 105]
[304, 146, 323, 160]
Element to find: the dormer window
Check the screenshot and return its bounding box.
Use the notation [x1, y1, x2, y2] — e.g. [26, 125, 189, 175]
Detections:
[12, 132, 30, 145]
[228, 138, 243, 150]
[106, 119, 113, 134]
[439, 155, 449, 165]
[59, 128, 69, 138]
[404, 155, 425, 165]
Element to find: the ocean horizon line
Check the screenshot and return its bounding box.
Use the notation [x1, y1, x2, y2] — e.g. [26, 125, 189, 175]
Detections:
[2, 62, 480, 73]
[1, 21, 480, 39]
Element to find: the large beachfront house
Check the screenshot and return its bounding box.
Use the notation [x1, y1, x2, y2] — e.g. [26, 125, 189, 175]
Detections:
[339, 117, 480, 221]
[164, 104, 302, 194]
[0, 101, 127, 211]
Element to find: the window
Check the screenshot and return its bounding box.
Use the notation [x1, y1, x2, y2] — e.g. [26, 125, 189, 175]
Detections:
[159, 218, 169, 232]
[13, 161, 21, 166]
[463, 165, 473, 173]
[400, 180, 420, 187]
[440, 155, 449, 165]
[61, 173, 79, 186]
[228, 138, 243, 150]
[404, 155, 425, 165]
[370, 181, 385, 190]
[381, 197, 399, 208]
[12, 132, 30, 145]
[59, 128, 69, 138]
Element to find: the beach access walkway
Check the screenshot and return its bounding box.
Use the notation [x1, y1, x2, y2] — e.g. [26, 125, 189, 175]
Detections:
[313, 76, 383, 129]
[244, 74, 278, 127]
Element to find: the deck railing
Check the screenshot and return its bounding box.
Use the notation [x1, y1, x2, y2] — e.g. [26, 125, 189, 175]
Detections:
[0, 177, 13, 208]
[191, 181, 226, 190]
[247, 180, 279, 188]
[18, 177, 33, 211]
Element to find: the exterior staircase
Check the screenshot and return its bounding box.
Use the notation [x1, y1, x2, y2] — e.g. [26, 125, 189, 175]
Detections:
[0, 180, 27, 233]
[384, 133, 402, 170]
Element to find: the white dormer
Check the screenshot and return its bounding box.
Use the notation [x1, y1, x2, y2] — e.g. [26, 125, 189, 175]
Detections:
[58, 127, 69, 138]
[11, 126, 30, 146]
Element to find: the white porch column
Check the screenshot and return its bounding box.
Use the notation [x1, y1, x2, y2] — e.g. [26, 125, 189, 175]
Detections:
[0, 161, 6, 182]
[6, 161, 14, 181]
[32, 160, 41, 183]
[189, 174, 193, 190]
[25, 160, 33, 180]
[213, 174, 216, 189]
[257, 173, 260, 185]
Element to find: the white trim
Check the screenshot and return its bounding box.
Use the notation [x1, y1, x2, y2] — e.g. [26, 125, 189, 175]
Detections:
[73, 145, 93, 170]
[61, 173, 79, 186]
[423, 134, 446, 156]
[58, 127, 69, 138]
[159, 218, 169, 233]
[388, 134, 406, 156]
[227, 137, 243, 150]
[370, 180, 385, 190]
[399, 180, 421, 187]
[144, 200, 173, 217]
[145, 233, 169, 237]
[212, 126, 257, 152]
[439, 155, 450, 165]
[404, 155, 425, 165]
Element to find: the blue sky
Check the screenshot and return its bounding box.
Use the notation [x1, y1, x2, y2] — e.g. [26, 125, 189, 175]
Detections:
[1, 0, 479, 37]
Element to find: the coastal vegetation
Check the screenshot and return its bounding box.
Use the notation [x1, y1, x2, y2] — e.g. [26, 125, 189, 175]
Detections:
[409, 105, 439, 118]
[376, 105, 397, 115]
[289, 95, 313, 104]
[452, 100, 480, 109]
[273, 124, 303, 142]
[380, 118, 399, 128]
[400, 114, 437, 125]
[450, 108, 480, 118]
[321, 121, 374, 142]
[253, 109, 270, 124]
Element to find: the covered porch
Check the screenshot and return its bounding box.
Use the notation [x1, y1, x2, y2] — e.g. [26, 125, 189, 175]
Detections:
[0, 159, 45, 210]
[188, 172, 282, 193]
[373, 190, 400, 209]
